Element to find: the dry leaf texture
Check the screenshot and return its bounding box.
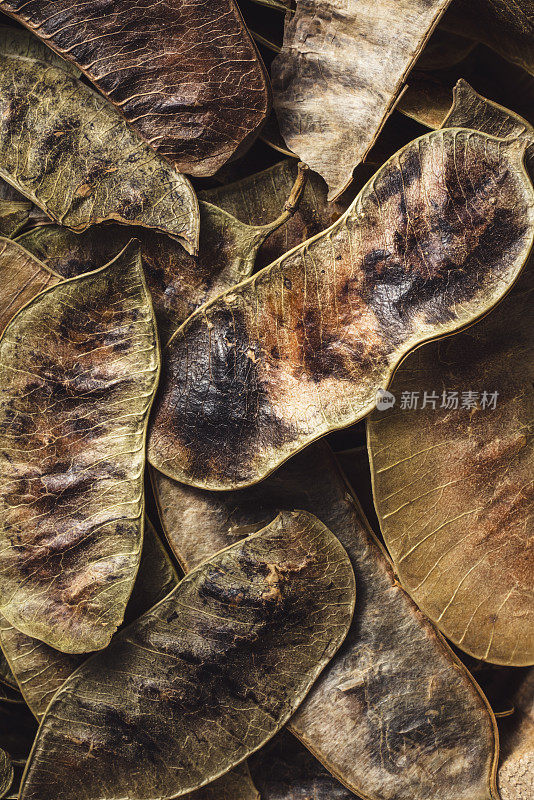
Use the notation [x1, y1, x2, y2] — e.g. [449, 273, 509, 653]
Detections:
[0, 243, 160, 654]
[148, 129, 534, 490]
[0, 0, 271, 176]
[19, 511, 355, 800]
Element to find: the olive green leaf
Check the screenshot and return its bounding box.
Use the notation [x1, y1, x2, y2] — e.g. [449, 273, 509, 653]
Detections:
[271, 0, 452, 198]
[0, 199, 32, 238]
[0, 238, 59, 334]
[249, 730, 357, 800]
[147, 128, 534, 490]
[367, 94, 533, 666]
[441, 0, 534, 75]
[0, 242, 160, 654]
[16, 164, 308, 344]
[0, 518, 178, 719]
[498, 669, 533, 800]
[151, 442, 498, 800]
[0, 748, 12, 799]
[0, 52, 199, 254]
[19, 511, 355, 800]
[199, 160, 347, 271]
[0, 1, 271, 178]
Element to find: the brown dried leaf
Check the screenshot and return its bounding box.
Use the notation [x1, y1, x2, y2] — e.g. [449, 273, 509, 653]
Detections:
[19, 511, 355, 800]
[151, 442, 499, 800]
[0, 242, 160, 654]
[17, 165, 307, 344]
[0, 518, 178, 719]
[0, 48, 198, 254]
[148, 129, 534, 490]
[367, 88, 534, 667]
[0, 0, 271, 177]
[0, 239, 59, 335]
[271, 0, 452, 198]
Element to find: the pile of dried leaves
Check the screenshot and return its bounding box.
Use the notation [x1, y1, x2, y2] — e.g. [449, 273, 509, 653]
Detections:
[0, 1, 531, 799]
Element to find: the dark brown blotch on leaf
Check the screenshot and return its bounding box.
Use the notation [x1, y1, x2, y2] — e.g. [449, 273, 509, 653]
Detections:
[148, 129, 534, 490]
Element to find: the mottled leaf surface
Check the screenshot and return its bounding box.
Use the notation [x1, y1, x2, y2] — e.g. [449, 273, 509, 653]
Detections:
[367, 93, 534, 666]
[367, 261, 533, 665]
[442, 0, 534, 75]
[0, 518, 178, 719]
[0, 238, 59, 335]
[148, 129, 534, 490]
[151, 443, 498, 800]
[498, 670, 533, 800]
[20, 511, 355, 800]
[271, 0, 451, 198]
[0, 52, 198, 253]
[0, 243, 159, 654]
[17, 167, 306, 344]
[0, 0, 271, 177]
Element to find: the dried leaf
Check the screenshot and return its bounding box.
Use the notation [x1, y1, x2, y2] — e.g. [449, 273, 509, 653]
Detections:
[400, 79, 534, 154]
[271, 0, 452, 198]
[0, 242, 160, 654]
[249, 731, 357, 800]
[17, 165, 307, 344]
[0, 654, 15, 691]
[0, 238, 59, 335]
[151, 443, 498, 800]
[498, 670, 533, 800]
[0, 0, 271, 177]
[148, 129, 534, 490]
[442, 0, 534, 75]
[367, 86, 534, 666]
[0, 49, 199, 254]
[186, 764, 260, 800]
[0, 202, 32, 238]
[415, 28, 476, 71]
[0, 750, 12, 799]
[0, 518, 178, 719]
[19, 511, 355, 800]
[199, 160, 346, 270]
[367, 259, 533, 665]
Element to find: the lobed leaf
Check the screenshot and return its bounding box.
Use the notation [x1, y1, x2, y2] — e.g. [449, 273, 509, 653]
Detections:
[19, 511, 355, 800]
[0, 48, 199, 254]
[0, 0, 271, 177]
[0, 242, 160, 654]
[148, 128, 534, 490]
[271, 0, 452, 198]
[151, 443, 499, 800]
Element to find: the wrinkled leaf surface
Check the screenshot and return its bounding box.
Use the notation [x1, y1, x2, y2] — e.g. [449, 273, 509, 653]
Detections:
[148, 129, 534, 489]
[151, 443, 498, 800]
[20, 511, 355, 800]
[0, 51, 198, 253]
[271, 0, 451, 198]
[0, 238, 59, 334]
[0, 518, 178, 718]
[0, 0, 271, 176]
[0, 243, 159, 654]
